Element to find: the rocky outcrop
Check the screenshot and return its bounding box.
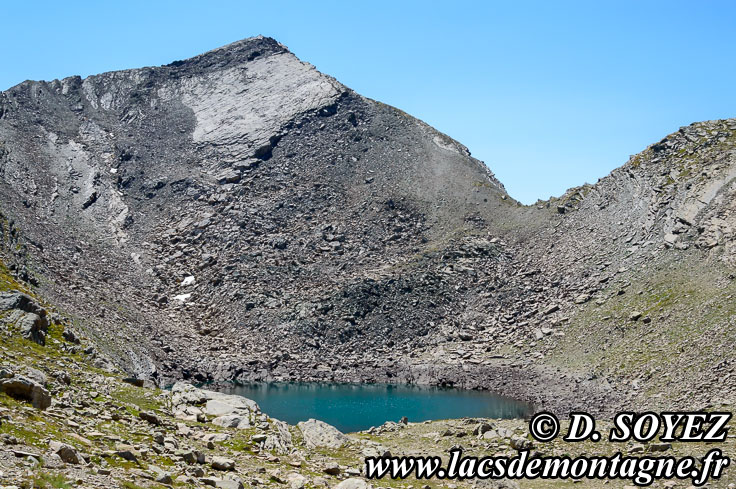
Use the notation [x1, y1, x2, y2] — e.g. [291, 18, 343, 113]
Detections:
[0, 291, 49, 345]
[0, 375, 51, 409]
[263, 419, 293, 455]
[170, 382, 259, 426]
[297, 418, 350, 449]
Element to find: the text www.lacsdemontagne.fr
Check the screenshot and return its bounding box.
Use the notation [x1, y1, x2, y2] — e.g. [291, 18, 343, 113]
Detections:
[365, 448, 729, 486]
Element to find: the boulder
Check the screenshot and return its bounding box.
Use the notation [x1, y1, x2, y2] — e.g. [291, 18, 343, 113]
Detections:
[62, 328, 81, 344]
[649, 442, 672, 452]
[151, 467, 173, 485]
[139, 411, 162, 425]
[335, 479, 372, 489]
[0, 291, 49, 345]
[211, 456, 235, 471]
[510, 436, 532, 451]
[297, 418, 349, 449]
[211, 414, 252, 429]
[43, 453, 65, 469]
[202, 479, 244, 489]
[17, 312, 48, 345]
[216, 480, 244, 489]
[482, 429, 499, 440]
[22, 366, 47, 385]
[263, 419, 293, 454]
[206, 398, 257, 416]
[115, 444, 139, 462]
[170, 382, 259, 421]
[287, 473, 307, 489]
[203, 432, 231, 443]
[473, 422, 494, 436]
[176, 449, 197, 464]
[0, 291, 44, 315]
[0, 376, 51, 409]
[48, 441, 84, 465]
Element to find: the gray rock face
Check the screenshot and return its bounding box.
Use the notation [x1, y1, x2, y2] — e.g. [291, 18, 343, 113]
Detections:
[0, 291, 49, 345]
[170, 382, 259, 423]
[0, 375, 51, 409]
[1, 35, 736, 412]
[211, 414, 252, 429]
[263, 419, 293, 455]
[0, 291, 43, 314]
[0, 35, 510, 395]
[297, 418, 349, 449]
[17, 313, 47, 345]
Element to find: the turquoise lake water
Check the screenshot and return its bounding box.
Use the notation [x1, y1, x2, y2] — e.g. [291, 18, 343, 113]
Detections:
[221, 382, 532, 432]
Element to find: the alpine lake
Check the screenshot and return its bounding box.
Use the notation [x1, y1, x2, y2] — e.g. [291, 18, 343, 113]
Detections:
[220, 382, 532, 432]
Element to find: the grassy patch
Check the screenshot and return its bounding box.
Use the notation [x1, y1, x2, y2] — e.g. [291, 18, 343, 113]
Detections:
[547, 256, 736, 402]
[29, 471, 72, 489]
[110, 384, 163, 413]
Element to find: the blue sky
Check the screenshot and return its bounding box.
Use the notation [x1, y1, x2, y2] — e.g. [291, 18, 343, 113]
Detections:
[2, 1, 735, 204]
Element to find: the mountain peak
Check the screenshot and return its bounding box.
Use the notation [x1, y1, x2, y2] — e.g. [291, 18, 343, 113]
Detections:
[163, 35, 288, 72]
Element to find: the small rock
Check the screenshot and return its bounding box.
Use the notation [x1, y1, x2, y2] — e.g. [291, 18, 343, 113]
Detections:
[509, 436, 532, 451]
[122, 377, 145, 387]
[139, 411, 161, 425]
[115, 444, 139, 462]
[335, 479, 372, 489]
[176, 449, 197, 464]
[649, 442, 672, 452]
[211, 456, 235, 471]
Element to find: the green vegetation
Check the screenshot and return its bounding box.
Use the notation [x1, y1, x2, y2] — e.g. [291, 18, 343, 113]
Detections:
[29, 472, 72, 489]
[0, 257, 28, 293]
[547, 256, 736, 404]
[110, 384, 163, 413]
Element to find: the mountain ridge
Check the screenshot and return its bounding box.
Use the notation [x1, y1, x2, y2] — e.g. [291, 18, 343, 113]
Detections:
[0, 37, 735, 415]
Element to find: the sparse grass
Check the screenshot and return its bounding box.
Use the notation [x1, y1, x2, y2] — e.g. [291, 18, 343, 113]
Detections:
[30, 472, 72, 489]
[546, 256, 736, 405]
[110, 384, 163, 413]
[120, 482, 149, 489]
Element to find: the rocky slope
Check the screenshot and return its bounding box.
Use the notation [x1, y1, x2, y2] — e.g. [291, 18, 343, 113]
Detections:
[0, 36, 735, 415]
[0, 282, 732, 488]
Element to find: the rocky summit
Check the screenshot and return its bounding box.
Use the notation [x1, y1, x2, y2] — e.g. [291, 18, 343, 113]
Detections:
[1, 35, 736, 428]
